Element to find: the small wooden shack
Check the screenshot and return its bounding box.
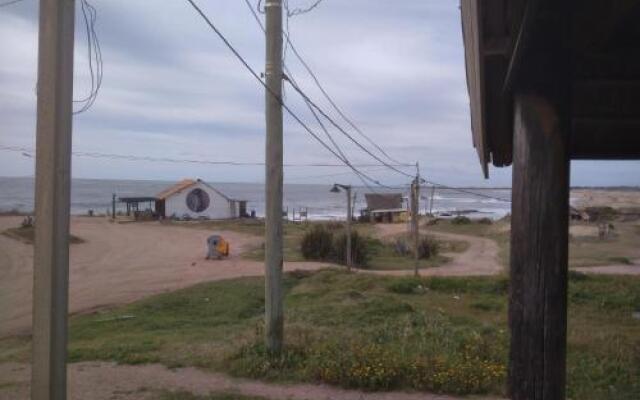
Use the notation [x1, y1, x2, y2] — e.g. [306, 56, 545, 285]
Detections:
[461, 1, 640, 399]
[362, 193, 407, 223]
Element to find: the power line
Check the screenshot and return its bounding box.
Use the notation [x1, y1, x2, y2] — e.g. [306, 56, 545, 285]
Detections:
[0, 0, 25, 8]
[247, 0, 402, 166]
[285, 77, 416, 179]
[0, 144, 410, 168]
[184, 0, 399, 189]
[283, 25, 403, 166]
[420, 178, 511, 203]
[243, 0, 379, 192]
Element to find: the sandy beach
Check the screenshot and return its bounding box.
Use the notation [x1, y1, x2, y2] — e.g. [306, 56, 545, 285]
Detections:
[0, 216, 330, 337]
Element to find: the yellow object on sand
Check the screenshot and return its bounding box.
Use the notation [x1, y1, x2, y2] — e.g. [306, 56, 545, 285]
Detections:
[216, 238, 229, 257]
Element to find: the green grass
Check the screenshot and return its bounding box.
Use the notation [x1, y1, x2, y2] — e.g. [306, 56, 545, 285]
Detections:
[245, 223, 467, 271]
[157, 391, 268, 400]
[2, 226, 85, 245]
[2, 269, 638, 399]
[428, 218, 640, 269]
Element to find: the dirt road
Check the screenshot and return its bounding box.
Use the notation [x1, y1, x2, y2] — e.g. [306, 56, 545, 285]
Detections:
[0, 361, 499, 400]
[372, 223, 503, 276]
[0, 217, 329, 337]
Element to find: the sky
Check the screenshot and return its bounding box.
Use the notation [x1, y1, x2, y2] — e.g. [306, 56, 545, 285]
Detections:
[0, 0, 638, 187]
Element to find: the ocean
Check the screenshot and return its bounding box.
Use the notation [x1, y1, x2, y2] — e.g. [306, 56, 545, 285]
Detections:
[0, 177, 512, 220]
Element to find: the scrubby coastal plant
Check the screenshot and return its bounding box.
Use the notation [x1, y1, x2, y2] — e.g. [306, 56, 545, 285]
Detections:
[300, 225, 371, 268]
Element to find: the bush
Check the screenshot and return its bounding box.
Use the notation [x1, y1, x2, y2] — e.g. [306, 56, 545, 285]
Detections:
[417, 235, 439, 259]
[393, 236, 438, 260]
[300, 225, 334, 261]
[478, 217, 493, 225]
[300, 225, 372, 268]
[333, 230, 371, 268]
[393, 237, 411, 257]
[451, 216, 471, 225]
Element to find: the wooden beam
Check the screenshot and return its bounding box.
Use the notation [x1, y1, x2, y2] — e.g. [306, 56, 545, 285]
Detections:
[460, 0, 489, 177]
[508, 1, 571, 399]
[572, 80, 640, 119]
[31, 0, 76, 399]
[571, 118, 640, 159]
[510, 93, 570, 400]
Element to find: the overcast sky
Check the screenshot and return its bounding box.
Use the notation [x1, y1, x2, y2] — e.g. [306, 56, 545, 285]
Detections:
[0, 0, 638, 187]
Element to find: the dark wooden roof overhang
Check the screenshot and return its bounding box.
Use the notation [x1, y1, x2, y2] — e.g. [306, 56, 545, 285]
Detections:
[461, 0, 640, 177]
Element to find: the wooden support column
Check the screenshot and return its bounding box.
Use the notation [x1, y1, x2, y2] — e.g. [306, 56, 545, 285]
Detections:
[508, 2, 571, 399]
[31, 0, 76, 399]
[509, 94, 570, 400]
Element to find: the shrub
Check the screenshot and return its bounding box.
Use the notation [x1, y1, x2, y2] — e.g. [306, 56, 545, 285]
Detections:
[451, 216, 471, 225]
[300, 225, 372, 268]
[393, 237, 411, 257]
[300, 225, 334, 261]
[585, 206, 618, 221]
[417, 235, 439, 259]
[478, 217, 493, 225]
[332, 230, 371, 268]
[393, 235, 438, 260]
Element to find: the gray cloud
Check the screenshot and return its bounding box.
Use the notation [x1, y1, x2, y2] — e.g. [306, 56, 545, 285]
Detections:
[0, 0, 638, 186]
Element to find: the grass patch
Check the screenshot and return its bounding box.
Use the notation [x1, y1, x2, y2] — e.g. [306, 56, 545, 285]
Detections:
[3, 270, 638, 399]
[244, 222, 463, 271]
[428, 218, 640, 270]
[2, 226, 84, 245]
[157, 390, 268, 400]
[607, 256, 634, 265]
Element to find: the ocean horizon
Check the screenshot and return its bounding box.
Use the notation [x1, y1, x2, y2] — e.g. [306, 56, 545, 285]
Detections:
[0, 176, 513, 220]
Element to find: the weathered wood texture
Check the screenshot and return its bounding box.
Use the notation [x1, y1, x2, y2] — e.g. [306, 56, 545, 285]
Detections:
[510, 93, 570, 400]
[264, 0, 284, 353]
[461, 0, 640, 173]
[460, 0, 488, 176]
[508, 2, 572, 399]
[32, 0, 76, 399]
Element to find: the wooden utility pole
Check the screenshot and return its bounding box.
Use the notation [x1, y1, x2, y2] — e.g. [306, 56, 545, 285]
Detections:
[331, 183, 353, 270]
[412, 162, 420, 277]
[112, 193, 116, 219]
[264, 0, 284, 354]
[346, 186, 353, 271]
[31, 0, 76, 399]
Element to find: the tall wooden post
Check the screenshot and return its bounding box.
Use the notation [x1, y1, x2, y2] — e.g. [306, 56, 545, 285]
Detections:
[508, 2, 571, 399]
[32, 0, 76, 399]
[411, 179, 420, 276]
[345, 186, 352, 271]
[112, 193, 116, 219]
[264, 0, 284, 354]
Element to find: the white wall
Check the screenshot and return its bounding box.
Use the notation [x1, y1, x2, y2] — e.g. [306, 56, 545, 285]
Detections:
[165, 181, 237, 219]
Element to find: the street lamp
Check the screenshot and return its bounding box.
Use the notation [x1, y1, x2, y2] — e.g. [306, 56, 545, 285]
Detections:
[331, 183, 353, 271]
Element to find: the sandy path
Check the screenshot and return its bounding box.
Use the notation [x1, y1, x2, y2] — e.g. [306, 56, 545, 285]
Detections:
[0, 362, 499, 400]
[371, 223, 502, 276]
[0, 216, 329, 337]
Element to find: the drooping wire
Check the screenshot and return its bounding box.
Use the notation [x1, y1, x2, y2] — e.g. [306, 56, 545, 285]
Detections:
[285, 77, 416, 179]
[184, 0, 395, 189]
[73, 0, 103, 114]
[286, 0, 324, 17]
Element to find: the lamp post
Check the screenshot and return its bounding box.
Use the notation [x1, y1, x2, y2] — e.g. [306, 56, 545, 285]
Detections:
[331, 184, 353, 270]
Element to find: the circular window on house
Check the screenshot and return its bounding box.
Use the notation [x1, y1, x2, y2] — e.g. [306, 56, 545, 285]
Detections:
[186, 188, 210, 213]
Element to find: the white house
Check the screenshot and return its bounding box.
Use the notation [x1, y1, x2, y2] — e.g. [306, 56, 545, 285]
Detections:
[156, 179, 246, 220]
